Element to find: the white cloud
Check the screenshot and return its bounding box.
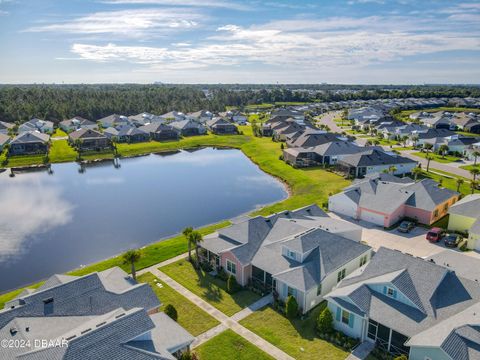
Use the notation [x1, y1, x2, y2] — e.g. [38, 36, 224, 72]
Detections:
[24, 8, 202, 38]
[100, 0, 249, 10]
[0, 10, 8, 15]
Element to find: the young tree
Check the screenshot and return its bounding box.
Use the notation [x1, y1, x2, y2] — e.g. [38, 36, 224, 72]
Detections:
[285, 295, 299, 319]
[439, 144, 449, 159]
[470, 168, 480, 182]
[425, 153, 433, 172]
[388, 165, 397, 174]
[411, 166, 422, 181]
[189, 230, 203, 265]
[316, 307, 334, 334]
[473, 151, 480, 166]
[226, 274, 237, 293]
[122, 249, 142, 280]
[471, 180, 479, 195]
[164, 304, 178, 321]
[183, 227, 193, 262]
[456, 178, 464, 192]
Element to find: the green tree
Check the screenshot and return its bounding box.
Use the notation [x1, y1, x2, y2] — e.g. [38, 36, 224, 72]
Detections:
[456, 178, 464, 192]
[473, 151, 480, 166]
[439, 144, 449, 158]
[226, 274, 237, 293]
[425, 153, 433, 172]
[471, 180, 479, 194]
[164, 304, 178, 321]
[285, 295, 299, 319]
[182, 227, 193, 262]
[470, 168, 480, 181]
[189, 230, 203, 265]
[393, 355, 408, 360]
[316, 307, 334, 334]
[412, 166, 422, 181]
[122, 249, 142, 280]
[388, 165, 397, 174]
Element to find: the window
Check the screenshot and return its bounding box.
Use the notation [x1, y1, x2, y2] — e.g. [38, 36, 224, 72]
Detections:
[337, 269, 346, 283]
[359, 255, 368, 267]
[317, 284, 322, 296]
[384, 286, 397, 299]
[226, 260, 236, 275]
[43, 298, 54, 315]
[287, 286, 297, 297]
[341, 310, 350, 325]
[387, 287, 395, 297]
[287, 249, 297, 261]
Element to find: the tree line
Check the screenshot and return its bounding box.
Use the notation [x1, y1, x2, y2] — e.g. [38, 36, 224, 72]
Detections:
[1, 84, 479, 124]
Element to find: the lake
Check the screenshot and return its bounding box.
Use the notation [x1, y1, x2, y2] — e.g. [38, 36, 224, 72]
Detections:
[0, 148, 288, 292]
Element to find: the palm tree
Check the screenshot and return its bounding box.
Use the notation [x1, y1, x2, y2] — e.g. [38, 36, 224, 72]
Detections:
[470, 168, 480, 182]
[425, 153, 433, 172]
[412, 166, 422, 181]
[122, 249, 142, 280]
[438, 144, 449, 159]
[189, 230, 203, 265]
[401, 135, 409, 147]
[471, 180, 478, 195]
[183, 227, 193, 262]
[456, 178, 464, 192]
[411, 134, 419, 148]
[473, 151, 480, 166]
[388, 165, 397, 174]
[365, 140, 373, 147]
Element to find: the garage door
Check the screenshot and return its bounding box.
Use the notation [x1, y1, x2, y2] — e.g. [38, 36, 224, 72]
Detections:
[360, 210, 385, 226]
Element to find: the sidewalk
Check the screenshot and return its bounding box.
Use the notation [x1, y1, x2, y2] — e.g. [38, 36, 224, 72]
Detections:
[149, 267, 293, 360]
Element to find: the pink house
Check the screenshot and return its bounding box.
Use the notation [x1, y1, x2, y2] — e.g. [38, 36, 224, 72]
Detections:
[329, 173, 459, 227]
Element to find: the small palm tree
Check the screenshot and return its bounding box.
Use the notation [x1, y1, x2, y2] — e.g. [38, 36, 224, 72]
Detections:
[183, 227, 193, 262]
[471, 180, 478, 195]
[439, 144, 449, 159]
[425, 153, 433, 172]
[189, 230, 203, 265]
[122, 249, 142, 280]
[412, 166, 422, 181]
[473, 151, 480, 166]
[470, 168, 480, 182]
[456, 178, 464, 192]
[388, 165, 397, 174]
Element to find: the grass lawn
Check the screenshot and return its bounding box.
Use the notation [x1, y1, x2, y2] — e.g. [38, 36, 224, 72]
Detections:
[195, 329, 275, 360]
[411, 151, 461, 164]
[160, 259, 260, 316]
[240, 304, 348, 360]
[138, 272, 219, 336]
[392, 146, 414, 151]
[2, 154, 46, 167]
[80, 149, 115, 160]
[460, 164, 480, 172]
[49, 140, 78, 163]
[52, 128, 68, 138]
[420, 170, 479, 195]
[0, 221, 230, 309]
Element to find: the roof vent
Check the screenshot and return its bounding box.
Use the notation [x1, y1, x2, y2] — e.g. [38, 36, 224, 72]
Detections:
[65, 335, 76, 341]
[81, 328, 92, 334]
[10, 328, 17, 336]
[115, 313, 126, 319]
[25, 327, 30, 332]
[96, 321, 107, 328]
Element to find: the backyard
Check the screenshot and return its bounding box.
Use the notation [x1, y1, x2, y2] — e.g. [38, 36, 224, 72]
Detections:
[160, 259, 260, 316]
[411, 151, 462, 164]
[195, 329, 275, 360]
[240, 304, 349, 360]
[138, 272, 220, 336]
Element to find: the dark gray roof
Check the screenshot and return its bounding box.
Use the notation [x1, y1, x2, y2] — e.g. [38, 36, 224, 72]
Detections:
[68, 128, 106, 140]
[140, 123, 178, 134]
[11, 131, 50, 144]
[449, 194, 480, 218]
[328, 247, 480, 340]
[117, 125, 148, 137]
[338, 149, 416, 167]
[289, 131, 341, 148]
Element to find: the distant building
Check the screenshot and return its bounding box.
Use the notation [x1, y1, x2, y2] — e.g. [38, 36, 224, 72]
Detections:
[18, 118, 54, 134]
[59, 116, 98, 133]
[68, 128, 111, 151]
[9, 131, 50, 155]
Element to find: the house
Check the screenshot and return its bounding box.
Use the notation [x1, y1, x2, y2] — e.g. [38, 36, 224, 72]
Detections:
[0, 267, 194, 360]
[69, 128, 111, 151]
[170, 119, 206, 136]
[329, 173, 459, 227]
[325, 247, 480, 358]
[451, 112, 479, 131]
[206, 117, 238, 134]
[448, 194, 480, 250]
[287, 131, 338, 148]
[199, 204, 372, 314]
[59, 116, 98, 133]
[18, 118, 54, 134]
[283, 141, 365, 167]
[444, 136, 480, 155]
[104, 125, 150, 143]
[407, 128, 456, 148]
[139, 123, 179, 141]
[348, 107, 386, 129]
[97, 114, 130, 128]
[0, 120, 14, 134]
[272, 120, 306, 141]
[225, 110, 247, 125]
[0, 133, 10, 151]
[188, 109, 214, 124]
[161, 111, 186, 122]
[336, 149, 418, 178]
[9, 131, 50, 155]
[128, 112, 165, 127]
[271, 109, 305, 125]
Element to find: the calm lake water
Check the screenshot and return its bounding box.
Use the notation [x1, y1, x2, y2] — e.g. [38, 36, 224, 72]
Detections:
[0, 148, 287, 292]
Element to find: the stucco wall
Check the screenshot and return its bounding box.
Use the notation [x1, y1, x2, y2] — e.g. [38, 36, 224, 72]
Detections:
[328, 193, 358, 219]
[404, 205, 432, 225]
[448, 213, 476, 233]
[221, 251, 245, 286]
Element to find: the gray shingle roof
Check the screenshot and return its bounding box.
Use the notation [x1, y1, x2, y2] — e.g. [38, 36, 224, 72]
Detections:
[448, 194, 480, 218]
[11, 131, 50, 144]
[68, 128, 106, 140]
[338, 149, 416, 167]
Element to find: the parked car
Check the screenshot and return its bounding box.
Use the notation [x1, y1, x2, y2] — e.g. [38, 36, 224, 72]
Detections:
[397, 221, 415, 233]
[444, 234, 462, 248]
[426, 227, 444, 243]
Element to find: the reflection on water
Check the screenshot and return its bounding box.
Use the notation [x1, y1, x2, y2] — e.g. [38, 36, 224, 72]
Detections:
[0, 148, 287, 291]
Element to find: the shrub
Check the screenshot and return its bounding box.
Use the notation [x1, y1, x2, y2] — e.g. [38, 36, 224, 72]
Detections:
[217, 267, 228, 281]
[285, 295, 298, 319]
[394, 355, 408, 360]
[227, 274, 238, 293]
[164, 304, 178, 321]
[316, 307, 334, 334]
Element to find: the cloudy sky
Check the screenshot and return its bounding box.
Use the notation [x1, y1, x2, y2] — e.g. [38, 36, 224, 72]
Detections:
[0, 0, 479, 84]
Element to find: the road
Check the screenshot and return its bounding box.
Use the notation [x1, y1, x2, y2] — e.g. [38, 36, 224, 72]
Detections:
[316, 110, 343, 132]
[399, 150, 472, 179]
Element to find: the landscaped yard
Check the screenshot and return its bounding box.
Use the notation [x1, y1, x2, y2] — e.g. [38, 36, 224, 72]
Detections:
[138, 272, 219, 336]
[411, 151, 461, 164]
[195, 329, 275, 360]
[2, 153, 45, 167]
[52, 128, 68, 138]
[49, 139, 78, 163]
[240, 304, 348, 360]
[420, 170, 479, 195]
[0, 221, 230, 309]
[460, 164, 480, 172]
[160, 259, 260, 316]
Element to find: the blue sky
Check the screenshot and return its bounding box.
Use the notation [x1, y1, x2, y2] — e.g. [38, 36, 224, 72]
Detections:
[0, 0, 479, 84]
